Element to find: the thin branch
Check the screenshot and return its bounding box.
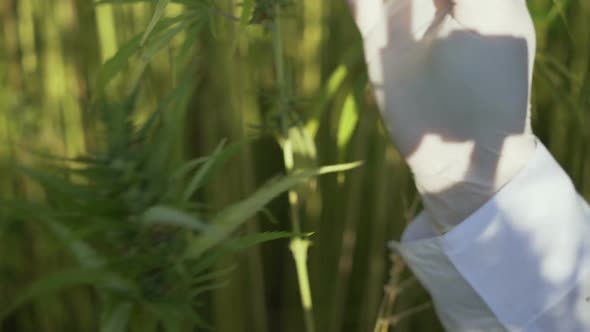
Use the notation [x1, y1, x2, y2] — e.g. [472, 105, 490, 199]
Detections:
[387, 302, 433, 326]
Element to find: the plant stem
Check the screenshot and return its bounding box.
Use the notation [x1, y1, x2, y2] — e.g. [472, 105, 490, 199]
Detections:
[272, 3, 315, 332]
[290, 237, 314, 332]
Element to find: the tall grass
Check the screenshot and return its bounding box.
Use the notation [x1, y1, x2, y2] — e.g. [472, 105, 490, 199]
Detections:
[0, 0, 588, 331]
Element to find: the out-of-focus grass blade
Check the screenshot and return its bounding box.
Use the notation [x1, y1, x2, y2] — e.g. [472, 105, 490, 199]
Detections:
[536, 59, 585, 128]
[181, 140, 245, 201]
[190, 266, 236, 285]
[95, 0, 192, 6]
[537, 53, 581, 86]
[17, 167, 93, 200]
[42, 216, 106, 269]
[184, 161, 362, 258]
[161, 318, 182, 332]
[100, 302, 134, 332]
[259, 207, 280, 225]
[547, 0, 574, 42]
[140, 20, 188, 63]
[0, 268, 132, 321]
[171, 157, 209, 181]
[307, 65, 348, 137]
[142, 205, 207, 231]
[190, 280, 229, 298]
[240, 0, 255, 25]
[174, 23, 199, 68]
[326, 66, 349, 99]
[127, 19, 190, 92]
[140, 0, 171, 47]
[181, 139, 226, 201]
[337, 92, 359, 152]
[96, 34, 142, 90]
[96, 16, 184, 91]
[146, 301, 211, 329]
[578, 56, 590, 116]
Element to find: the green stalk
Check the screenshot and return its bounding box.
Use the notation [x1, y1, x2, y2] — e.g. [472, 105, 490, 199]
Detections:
[95, 4, 118, 63]
[272, 4, 315, 332]
[17, 0, 37, 75]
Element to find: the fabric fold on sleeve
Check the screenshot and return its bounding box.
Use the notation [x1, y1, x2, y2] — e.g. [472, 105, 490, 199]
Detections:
[390, 140, 590, 332]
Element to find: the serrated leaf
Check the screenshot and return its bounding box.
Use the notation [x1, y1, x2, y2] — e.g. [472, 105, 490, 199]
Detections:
[140, 0, 171, 47]
[190, 231, 293, 275]
[221, 231, 294, 252]
[184, 162, 362, 258]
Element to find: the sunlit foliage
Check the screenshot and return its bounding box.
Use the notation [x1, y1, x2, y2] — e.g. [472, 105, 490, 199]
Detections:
[0, 0, 588, 331]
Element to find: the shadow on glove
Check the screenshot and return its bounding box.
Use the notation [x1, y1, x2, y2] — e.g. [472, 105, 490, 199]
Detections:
[352, 0, 536, 231]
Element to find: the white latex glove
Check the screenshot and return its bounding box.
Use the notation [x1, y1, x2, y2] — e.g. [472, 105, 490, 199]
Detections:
[348, 0, 538, 232]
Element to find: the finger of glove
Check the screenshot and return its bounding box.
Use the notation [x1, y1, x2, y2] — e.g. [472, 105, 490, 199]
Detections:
[450, 0, 535, 39]
[347, 0, 444, 39]
[346, 0, 388, 37]
[447, 0, 537, 86]
[348, 0, 444, 64]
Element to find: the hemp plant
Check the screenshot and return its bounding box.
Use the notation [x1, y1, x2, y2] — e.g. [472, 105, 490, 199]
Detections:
[0, 1, 358, 330]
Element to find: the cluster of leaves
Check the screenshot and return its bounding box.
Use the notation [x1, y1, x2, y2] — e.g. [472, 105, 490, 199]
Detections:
[0, 1, 359, 330]
[0, 89, 286, 328]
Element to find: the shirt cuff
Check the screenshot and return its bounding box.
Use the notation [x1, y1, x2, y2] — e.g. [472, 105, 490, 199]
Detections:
[390, 140, 590, 331]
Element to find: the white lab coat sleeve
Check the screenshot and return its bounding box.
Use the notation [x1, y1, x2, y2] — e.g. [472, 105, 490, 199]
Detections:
[389, 140, 590, 332]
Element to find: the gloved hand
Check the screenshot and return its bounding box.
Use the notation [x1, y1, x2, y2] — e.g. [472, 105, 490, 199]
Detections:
[347, 0, 538, 232]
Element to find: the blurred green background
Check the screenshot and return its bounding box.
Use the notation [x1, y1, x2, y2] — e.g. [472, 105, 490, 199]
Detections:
[0, 0, 588, 331]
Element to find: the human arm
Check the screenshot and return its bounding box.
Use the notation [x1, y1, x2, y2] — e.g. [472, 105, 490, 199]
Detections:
[348, 0, 537, 232]
[348, 0, 590, 330]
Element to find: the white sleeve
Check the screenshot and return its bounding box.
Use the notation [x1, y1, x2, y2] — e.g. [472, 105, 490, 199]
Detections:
[389, 139, 590, 332]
